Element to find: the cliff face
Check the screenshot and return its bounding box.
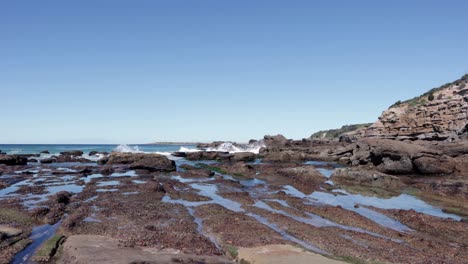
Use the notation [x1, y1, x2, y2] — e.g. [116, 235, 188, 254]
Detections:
[365, 75, 468, 141]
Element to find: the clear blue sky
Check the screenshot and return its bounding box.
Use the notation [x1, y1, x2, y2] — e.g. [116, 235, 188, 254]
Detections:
[1, 0, 467, 143]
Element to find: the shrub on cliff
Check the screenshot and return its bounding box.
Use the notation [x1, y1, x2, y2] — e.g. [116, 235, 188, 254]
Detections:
[428, 93, 434, 101]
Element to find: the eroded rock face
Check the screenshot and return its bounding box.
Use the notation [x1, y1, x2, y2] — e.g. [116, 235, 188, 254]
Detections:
[365, 75, 468, 141]
[105, 152, 176, 172]
[349, 138, 455, 175]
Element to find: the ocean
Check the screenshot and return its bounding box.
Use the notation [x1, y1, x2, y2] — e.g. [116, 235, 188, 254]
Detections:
[0, 144, 197, 158]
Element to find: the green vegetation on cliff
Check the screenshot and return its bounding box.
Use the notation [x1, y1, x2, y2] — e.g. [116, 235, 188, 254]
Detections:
[390, 74, 468, 108]
[311, 123, 372, 139]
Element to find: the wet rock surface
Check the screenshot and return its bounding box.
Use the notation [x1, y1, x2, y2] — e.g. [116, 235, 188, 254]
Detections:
[0, 149, 467, 264]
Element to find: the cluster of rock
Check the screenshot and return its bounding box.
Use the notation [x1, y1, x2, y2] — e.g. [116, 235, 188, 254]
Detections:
[334, 138, 464, 175]
[259, 134, 345, 162]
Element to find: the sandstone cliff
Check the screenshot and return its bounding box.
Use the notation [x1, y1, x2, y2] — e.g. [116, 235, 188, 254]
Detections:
[365, 74, 468, 141]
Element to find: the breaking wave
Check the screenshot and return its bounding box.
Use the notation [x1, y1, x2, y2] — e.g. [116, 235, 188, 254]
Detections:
[113, 144, 142, 153]
[178, 147, 201, 153]
[206, 141, 265, 154]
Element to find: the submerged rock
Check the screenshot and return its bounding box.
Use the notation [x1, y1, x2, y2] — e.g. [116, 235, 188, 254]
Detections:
[106, 152, 176, 172]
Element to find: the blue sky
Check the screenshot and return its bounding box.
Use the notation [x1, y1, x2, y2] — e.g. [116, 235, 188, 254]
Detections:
[1, 0, 467, 143]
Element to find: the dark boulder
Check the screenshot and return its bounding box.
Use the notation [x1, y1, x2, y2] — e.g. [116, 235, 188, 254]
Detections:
[79, 168, 93, 175]
[88, 151, 108, 156]
[106, 152, 176, 172]
[40, 158, 56, 164]
[97, 157, 109, 165]
[40, 150, 50, 154]
[171, 152, 187, 157]
[0, 155, 28, 166]
[339, 134, 354, 143]
[60, 150, 83, 156]
[55, 191, 71, 204]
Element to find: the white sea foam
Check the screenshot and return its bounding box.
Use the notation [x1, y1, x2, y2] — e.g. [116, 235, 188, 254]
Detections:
[206, 141, 265, 154]
[178, 147, 200, 153]
[83, 153, 106, 161]
[113, 144, 141, 153]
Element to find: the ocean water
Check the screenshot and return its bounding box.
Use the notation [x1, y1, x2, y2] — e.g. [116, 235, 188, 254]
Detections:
[0, 144, 197, 156]
[0, 141, 265, 156]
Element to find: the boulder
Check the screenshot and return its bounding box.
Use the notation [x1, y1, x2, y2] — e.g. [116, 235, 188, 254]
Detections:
[40, 150, 50, 154]
[263, 134, 289, 149]
[106, 152, 176, 172]
[0, 155, 27, 166]
[55, 191, 71, 204]
[97, 157, 109, 165]
[40, 158, 57, 164]
[171, 152, 187, 157]
[88, 151, 98, 156]
[60, 150, 83, 156]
